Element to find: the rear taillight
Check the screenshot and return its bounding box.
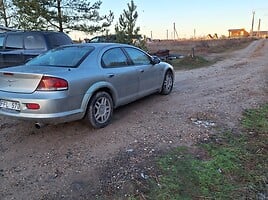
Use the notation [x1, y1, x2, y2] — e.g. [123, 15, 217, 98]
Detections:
[26, 103, 40, 110]
[36, 76, 68, 91]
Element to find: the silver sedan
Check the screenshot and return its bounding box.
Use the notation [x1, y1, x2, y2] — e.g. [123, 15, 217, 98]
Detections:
[0, 43, 174, 128]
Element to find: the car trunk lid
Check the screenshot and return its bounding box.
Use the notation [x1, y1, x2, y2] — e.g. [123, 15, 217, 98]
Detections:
[0, 65, 70, 93]
[0, 71, 43, 93]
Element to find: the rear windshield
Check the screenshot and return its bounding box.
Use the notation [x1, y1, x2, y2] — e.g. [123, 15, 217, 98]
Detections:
[46, 33, 73, 49]
[26, 46, 94, 68]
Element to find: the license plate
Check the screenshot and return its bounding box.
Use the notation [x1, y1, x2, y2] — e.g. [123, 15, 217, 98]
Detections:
[0, 99, 20, 111]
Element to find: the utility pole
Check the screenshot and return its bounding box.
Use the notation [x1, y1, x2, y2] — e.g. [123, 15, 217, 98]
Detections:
[166, 30, 168, 40]
[173, 22, 179, 40]
[251, 11, 255, 37]
[257, 18, 261, 38]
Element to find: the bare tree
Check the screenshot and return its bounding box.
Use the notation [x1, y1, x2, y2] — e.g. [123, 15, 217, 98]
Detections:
[0, 0, 16, 27]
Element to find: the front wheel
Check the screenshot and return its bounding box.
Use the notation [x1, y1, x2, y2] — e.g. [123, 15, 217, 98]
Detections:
[85, 91, 113, 128]
[160, 71, 174, 95]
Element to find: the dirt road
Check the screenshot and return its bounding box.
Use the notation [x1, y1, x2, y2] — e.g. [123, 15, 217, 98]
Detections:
[0, 39, 267, 199]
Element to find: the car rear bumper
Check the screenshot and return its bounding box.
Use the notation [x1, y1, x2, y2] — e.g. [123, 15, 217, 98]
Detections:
[0, 108, 85, 124]
[0, 90, 86, 124]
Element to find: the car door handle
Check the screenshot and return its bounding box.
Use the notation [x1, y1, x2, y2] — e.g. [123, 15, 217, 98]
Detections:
[107, 73, 115, 78]
[140, 69, 144, 73]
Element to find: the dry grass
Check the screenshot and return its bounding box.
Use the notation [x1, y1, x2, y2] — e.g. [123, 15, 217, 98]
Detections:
[147, 38, 255, 56]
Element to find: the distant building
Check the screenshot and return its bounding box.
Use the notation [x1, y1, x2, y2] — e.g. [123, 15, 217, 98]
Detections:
[253, 31, 268, 38]
[228, 29, 250, 38]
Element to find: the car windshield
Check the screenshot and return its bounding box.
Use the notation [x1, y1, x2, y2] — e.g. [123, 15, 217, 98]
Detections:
[26, 46, 94, 68]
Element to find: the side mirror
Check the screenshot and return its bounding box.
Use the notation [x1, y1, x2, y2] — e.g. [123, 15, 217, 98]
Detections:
[26, 57, 33, 63]
[151, 56, 161, 65]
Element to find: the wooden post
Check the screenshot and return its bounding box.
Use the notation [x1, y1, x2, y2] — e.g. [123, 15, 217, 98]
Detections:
[191, 48, 195, 58]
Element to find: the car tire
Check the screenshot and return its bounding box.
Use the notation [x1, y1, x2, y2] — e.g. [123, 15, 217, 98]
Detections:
[85, 91, 113, 128]
[160, 70, 174, 95]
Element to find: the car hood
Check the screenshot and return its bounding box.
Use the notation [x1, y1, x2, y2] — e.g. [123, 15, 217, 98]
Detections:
[0, 65, 72, 94]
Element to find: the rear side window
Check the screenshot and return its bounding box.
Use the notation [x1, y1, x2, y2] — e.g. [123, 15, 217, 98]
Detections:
[24, 34, 46, 49]
[6, 34, 23, 49]
[0, 35, 5, 49]
[46, 33, 72, 49]
[124, 47, 151, 65]
[102, 48, 129, 68]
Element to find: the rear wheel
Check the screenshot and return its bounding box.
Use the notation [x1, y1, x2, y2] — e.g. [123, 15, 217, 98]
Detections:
[160, 71, 173, 95]
[85, 91, 113, 128]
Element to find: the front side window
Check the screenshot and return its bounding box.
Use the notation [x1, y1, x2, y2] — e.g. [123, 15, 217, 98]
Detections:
[5, 34, 23, 49]
[24, 34, 46, 49]
[102, 48, 128, 68]
[124, 47, 151, 65]
[26, 46, 94, 68]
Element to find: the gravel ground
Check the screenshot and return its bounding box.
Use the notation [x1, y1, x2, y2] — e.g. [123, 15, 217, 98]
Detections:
[0, 39, 267, 200]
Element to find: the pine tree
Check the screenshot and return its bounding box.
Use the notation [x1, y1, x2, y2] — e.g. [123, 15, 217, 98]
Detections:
[115, 0, 140, 44]
[49, 0, 114, 33]
[13, 0, 50, 30]
[12, 0, 114, 33]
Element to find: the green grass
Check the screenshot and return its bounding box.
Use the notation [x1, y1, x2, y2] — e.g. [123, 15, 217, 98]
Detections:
[241, 104, 268, 133]
[168, 55, 213, 70]
[141, 103, 268, 200]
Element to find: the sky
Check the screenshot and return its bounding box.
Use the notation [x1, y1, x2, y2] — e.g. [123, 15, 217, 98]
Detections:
[70, 0, 268, 40]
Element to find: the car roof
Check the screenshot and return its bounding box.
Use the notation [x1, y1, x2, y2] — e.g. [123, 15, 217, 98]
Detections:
[0, 31, 67, 36]
[62, 42, 135, 50]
